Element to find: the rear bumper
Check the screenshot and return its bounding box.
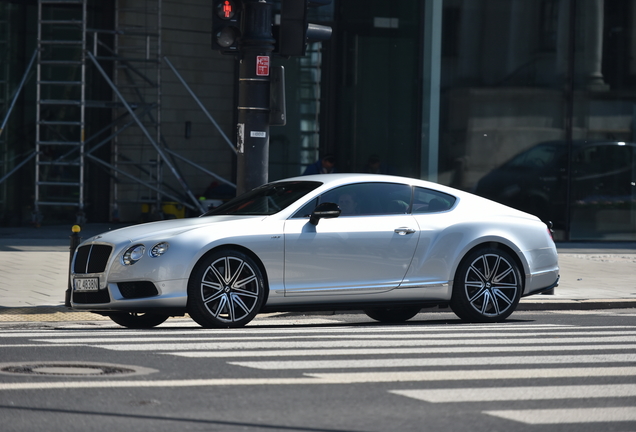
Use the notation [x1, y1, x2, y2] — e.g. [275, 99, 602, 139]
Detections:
[522, 275, 560, 297]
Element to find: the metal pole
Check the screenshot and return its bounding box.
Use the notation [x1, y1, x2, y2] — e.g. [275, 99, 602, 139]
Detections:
[66, 225, 82, 308]
[236, 0, 274, 195]
[0, 151, 36, 185]
[87, 51, 206, 214]
[564, 0, 576, 241]
[0, 49, 37, 138]
[164, 56, 237, 154]
[164, 147, 236, 188]
[86, 153, 199, 211]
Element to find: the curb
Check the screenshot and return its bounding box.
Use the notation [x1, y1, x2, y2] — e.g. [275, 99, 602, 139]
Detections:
[516, 298, 636, 311]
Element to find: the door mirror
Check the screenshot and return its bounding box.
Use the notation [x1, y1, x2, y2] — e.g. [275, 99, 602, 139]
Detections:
[309, 202, 341, 225]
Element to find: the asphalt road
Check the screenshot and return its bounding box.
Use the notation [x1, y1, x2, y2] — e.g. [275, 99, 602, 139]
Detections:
[1, 310, 635, 432]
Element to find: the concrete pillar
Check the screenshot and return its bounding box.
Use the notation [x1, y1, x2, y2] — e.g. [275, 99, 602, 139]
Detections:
[556, 0, 608, 90]
[506, 0, 534, 77]
[457, 0, 484, 84]
[582, 0, 608, 90]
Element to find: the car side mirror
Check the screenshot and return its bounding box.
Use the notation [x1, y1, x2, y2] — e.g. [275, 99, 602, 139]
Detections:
[309, 202, 341, 225]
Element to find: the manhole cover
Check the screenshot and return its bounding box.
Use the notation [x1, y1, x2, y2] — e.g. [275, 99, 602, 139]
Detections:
[0, 362, 157, 377]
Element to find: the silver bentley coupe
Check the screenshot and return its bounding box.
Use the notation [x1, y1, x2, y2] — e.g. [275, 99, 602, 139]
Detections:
[70, 174, 559, 328]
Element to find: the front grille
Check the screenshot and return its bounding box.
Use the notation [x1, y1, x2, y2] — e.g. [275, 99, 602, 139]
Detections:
[118, 281, 159, 299]
[72, 289, 111, 304]
[73, 244, 113, 274]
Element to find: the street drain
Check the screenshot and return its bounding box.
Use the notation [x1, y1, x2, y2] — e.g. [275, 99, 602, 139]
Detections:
[0, 362, 157, 377]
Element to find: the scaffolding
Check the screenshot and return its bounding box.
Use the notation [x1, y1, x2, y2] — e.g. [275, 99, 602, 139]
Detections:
[35, 0, 87, 224]
[20, 0, 231, 225]
[111, 0, 163, 221]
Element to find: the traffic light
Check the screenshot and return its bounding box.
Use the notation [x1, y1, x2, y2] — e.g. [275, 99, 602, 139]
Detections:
[278, 0, 332, 57]
[212, 0, 242, 54]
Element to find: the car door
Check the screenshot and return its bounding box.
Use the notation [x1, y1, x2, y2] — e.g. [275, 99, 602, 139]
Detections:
[283, 182, 419, 297]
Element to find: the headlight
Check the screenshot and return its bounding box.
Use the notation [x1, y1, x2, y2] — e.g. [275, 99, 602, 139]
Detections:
[122, 244, 145, 266]
[150, 242, 169, 257]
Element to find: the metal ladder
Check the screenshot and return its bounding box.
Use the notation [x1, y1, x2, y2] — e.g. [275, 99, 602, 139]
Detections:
[35, 0, 87, 225]
[111, 0, 163, 221]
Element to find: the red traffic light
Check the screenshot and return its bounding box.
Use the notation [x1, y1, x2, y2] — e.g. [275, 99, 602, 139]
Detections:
[212, 0, 241, 54]
[217, 0, 235, 20]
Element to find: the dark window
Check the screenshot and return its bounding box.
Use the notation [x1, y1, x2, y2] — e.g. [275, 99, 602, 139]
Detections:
[412, 187, 456, 214]
[296, 182, 413, 217]
[203, 181, 322, 216]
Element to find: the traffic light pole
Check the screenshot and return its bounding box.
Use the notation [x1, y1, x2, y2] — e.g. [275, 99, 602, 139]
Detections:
[236, 0, 275, 195]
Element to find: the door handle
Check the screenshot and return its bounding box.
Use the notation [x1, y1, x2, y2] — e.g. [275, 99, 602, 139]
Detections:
[394, 227, 416, 235]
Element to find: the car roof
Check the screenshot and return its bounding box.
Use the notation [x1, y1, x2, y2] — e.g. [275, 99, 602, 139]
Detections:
[273, 173, 456, 193]
[271, 173, 487, 205]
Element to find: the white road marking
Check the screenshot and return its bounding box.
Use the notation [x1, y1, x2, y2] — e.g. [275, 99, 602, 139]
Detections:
[82, 335, 636, 351]
[30, 330, 636, 345]
[168, 343, 636, 358]
[1, 367, 635, 391]
[0, 323, 581, 338]
[390, 384, 636, 402]
[305, 367, 636, 382]
[229, 353, 636, 370]
[484, 407, 636, 424]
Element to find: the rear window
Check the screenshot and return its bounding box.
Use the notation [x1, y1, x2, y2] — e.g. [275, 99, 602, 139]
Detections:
[412, 187, 456, 213]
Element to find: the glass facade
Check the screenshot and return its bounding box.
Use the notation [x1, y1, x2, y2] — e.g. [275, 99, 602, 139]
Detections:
[435, 0, 636, 240]
[331, 0, 421, 177]
[0, 2, 35, 227]
[1, 0, 635, 241]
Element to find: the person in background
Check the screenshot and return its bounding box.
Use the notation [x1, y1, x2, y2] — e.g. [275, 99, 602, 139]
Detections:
[302, 154, 336, 175]
[364, 154, 393, 174]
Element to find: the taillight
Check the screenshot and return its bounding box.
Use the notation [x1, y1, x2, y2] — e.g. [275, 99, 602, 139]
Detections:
[545, 221, 554, 241]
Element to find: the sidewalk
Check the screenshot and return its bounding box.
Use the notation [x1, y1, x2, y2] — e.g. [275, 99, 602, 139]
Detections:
[0, 224, 635, 322]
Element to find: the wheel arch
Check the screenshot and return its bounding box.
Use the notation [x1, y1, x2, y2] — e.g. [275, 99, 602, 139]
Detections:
[188, 244, 271, 307]
[452, 241, 527, 292]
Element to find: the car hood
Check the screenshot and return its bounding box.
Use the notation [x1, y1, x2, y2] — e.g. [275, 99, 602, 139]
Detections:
[83, 215, 264, 245]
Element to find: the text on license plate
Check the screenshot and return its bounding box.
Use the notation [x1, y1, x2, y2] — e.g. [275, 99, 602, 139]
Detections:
[74, 278, 99, 292]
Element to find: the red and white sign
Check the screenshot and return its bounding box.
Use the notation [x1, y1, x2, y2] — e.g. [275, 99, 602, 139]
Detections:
[256, 56, 270, 76]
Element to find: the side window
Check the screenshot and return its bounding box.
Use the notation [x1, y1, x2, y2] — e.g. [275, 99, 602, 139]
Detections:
[292, 198, 318, 218]
[412, 187, 456, 214]
[319, 183, 412, 216]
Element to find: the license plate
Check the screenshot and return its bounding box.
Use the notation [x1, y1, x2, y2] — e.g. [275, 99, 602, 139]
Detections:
[74, 278, 99, 292]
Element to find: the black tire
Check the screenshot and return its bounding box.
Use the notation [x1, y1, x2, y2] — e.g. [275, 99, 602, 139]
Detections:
[108, 312, 170, 329]
[450, 247, 522, 323]
[187, 249, 265, 328]
[364, 306, 421, 323]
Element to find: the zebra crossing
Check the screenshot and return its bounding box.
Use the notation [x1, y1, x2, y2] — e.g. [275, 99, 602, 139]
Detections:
[1, 320, 635, 426]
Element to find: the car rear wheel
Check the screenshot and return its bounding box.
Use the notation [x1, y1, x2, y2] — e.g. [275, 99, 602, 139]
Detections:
[363, 307, 421, 323]
[187, 249, 265, 328]
[108, 312, 170, 329]
[450, 247, 522, 323]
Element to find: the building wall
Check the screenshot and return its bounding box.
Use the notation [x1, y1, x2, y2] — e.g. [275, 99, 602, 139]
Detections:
[161, 0, 236, 199]
[109, 0, 237, 221]
[2, 0, 635, 241]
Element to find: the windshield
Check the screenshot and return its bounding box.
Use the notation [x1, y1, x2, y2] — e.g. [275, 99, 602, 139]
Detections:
[202, 181, 322, 216]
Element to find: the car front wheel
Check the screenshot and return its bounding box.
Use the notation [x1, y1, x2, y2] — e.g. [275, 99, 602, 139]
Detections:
[187, 249, 265, 328]
[450, 247, 522, 323]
